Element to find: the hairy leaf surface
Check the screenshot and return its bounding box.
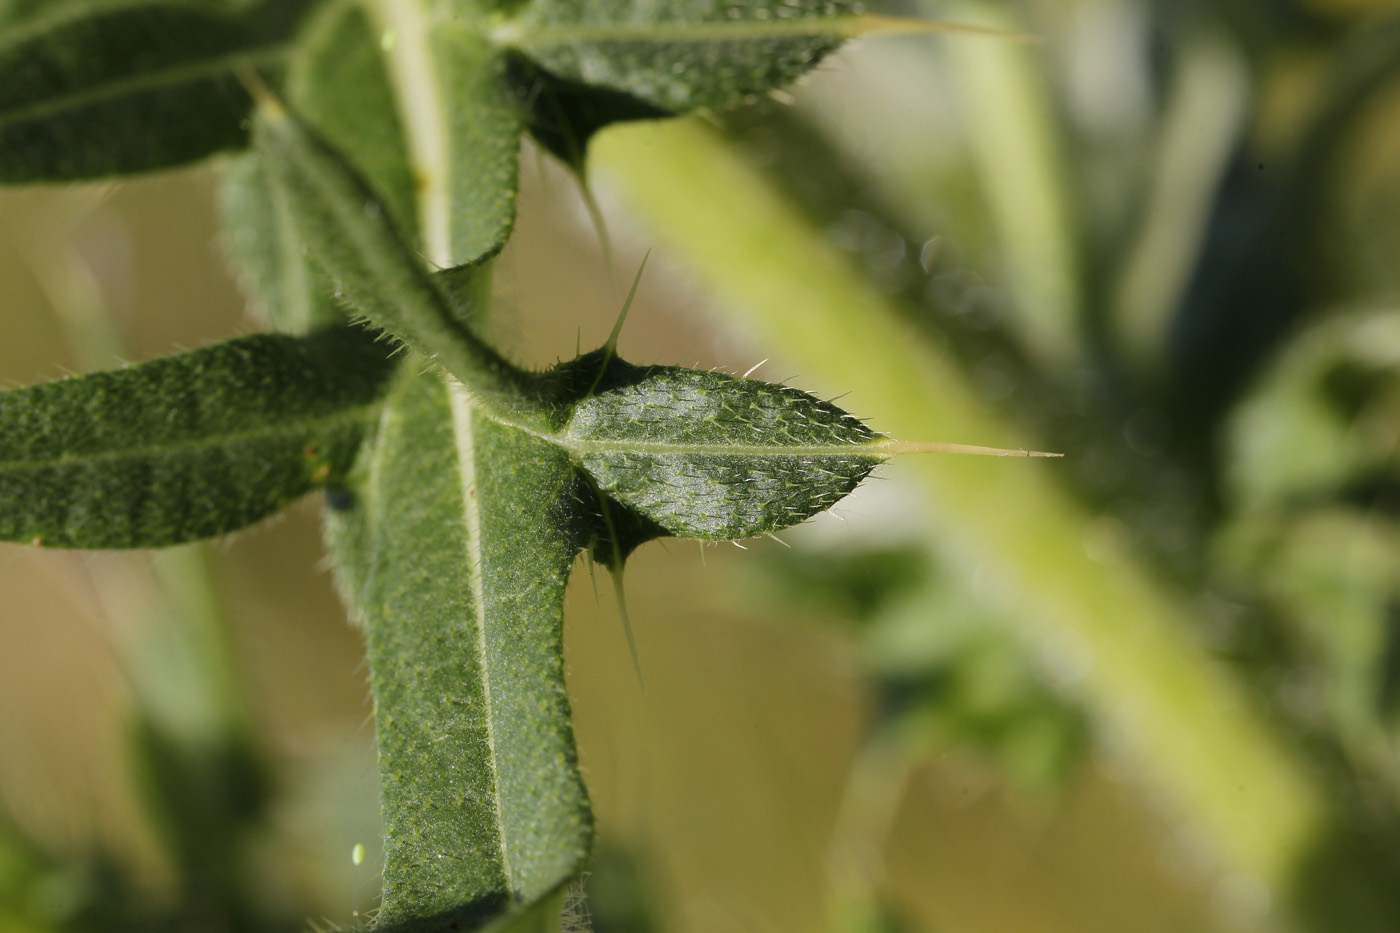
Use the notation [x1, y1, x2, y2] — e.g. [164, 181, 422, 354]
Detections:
[253, 102, 534, 415]
[325, 366, 591, 930]
[287, 0, 419, 238]
[283, 0, 521, 268]
[0, 326, 394, 548]
[0, 0, 315, 181]
[220, 1, 410, 334]
[228, 4, 887, 927]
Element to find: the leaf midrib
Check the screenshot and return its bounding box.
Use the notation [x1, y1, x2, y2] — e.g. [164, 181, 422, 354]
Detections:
[469, 400, 888, 461]
[0, 401, 381, 472]
[0, 44, 287, 132]
[447, 380, 516, 895]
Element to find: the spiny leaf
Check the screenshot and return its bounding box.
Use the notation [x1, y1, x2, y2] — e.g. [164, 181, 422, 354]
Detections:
[560, 354, 884, 542]
[325, 366, 591, 930]
[0, 0, 316, 181]
[0, 326, 395, 549]
[498, 0, 856, 114]
[255, 103, 1022, 554]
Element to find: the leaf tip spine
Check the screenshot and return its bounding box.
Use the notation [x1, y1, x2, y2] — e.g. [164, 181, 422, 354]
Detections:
[845, 14, 1040, 44]
[873, 440, 1063, 458]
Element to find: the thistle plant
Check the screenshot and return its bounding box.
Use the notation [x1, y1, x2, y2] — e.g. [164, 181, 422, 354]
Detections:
[0, 1, 1050, 929]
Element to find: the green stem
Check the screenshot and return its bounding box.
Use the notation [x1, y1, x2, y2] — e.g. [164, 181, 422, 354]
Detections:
[592, 117, 1331, 914]
[940, 0, 1085, 368]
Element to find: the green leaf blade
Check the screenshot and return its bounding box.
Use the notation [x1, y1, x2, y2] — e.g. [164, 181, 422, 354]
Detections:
[0, 326, 395, 548]
[288, 0, 420, 240]
[504, 0, 855, 114]
[326, 368, 591, 929]
[0, 2, 307, 182]
[435, 26, 524, 264]
[565, 359, 883, 540]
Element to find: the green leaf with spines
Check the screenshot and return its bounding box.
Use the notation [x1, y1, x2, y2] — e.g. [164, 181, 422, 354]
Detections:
[322, 356, 890, 929]
[558, 353, 884, 542]
[496, 0, 858, 168]
[261, 82, 903, 929]
[503, 49, 668, 168]
[0, 0, 318, 182]
[325, 366, 593, 931]
[497, 0, 856, 130]
[0, 326, 396, 549]
[253, 0, 854, 273]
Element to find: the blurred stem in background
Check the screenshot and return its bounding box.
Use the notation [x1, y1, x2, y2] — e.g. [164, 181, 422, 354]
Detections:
[1109, 29, 1249, 385]
[939, 1, 1085, 372]
[591, 115, 1396, 929]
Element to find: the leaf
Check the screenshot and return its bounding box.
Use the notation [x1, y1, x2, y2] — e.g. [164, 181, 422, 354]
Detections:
[561, 354, 885, 542]
[499, 0, 856, 113]
[288, 0, 522, 268]
[286, 0, 419, 240]
[0, 326, 395, 549]
[1224, 309, 1400, 512]
[219, 151, 343, 333]
[220, 0, 416, 334]
[269, 0, 851, 273]
[0, 0, 316, 181]
[504, 49, 667, 168]
[325, 366, 592, 930]
[247, 17, 900, 931]
[433, 24, 525, 264]
[252, 99, 534, 415]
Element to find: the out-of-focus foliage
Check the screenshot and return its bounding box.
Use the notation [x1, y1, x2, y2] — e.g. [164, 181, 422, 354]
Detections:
[744, 543, 1089, 794]
[1220, 308, 1400, 776]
